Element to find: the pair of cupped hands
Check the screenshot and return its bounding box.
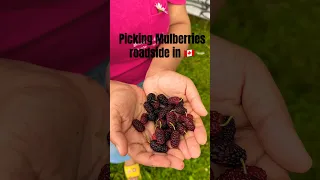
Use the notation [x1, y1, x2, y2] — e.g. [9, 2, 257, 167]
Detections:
[111, 35, 313, 177]
[110, 70, 208, 170]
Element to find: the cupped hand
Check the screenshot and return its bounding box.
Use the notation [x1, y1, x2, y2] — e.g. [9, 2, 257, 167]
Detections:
[143, 70, 208, 160]
[211, 35, 312, 179]
[110, 80, 185, 170]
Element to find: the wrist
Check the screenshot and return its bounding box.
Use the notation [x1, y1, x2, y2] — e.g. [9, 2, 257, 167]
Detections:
[146, 62, 176, 78]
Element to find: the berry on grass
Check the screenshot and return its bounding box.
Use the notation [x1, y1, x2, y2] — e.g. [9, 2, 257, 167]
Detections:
[132, 119, 145, 132]
[170, 130, 180, 148]
[150, 140, 168, 153]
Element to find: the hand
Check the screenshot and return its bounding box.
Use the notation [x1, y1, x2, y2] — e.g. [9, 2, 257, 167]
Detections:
[211, 36, 312, 179]
[143, 70, 208, 159]
[0, 59, 110, 180]
[110, 80, 185, 170]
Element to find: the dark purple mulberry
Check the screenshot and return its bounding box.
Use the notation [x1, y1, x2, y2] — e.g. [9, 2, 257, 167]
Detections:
[211, 138, 247, 168]
[168, 96, 182, 105]
[147, 93, 156, 102]
[132, 119, 145, 132]
[140, 113, 148, 125]
[174, 105, 187, 115]
[170, 130, 180, 148]
[156, 119, 167, 129]
[147, 113, 157, 121]
[144, 102, 154, 113]
[155, 128, 165, 145]
[151, 101, 160, 109]
[150, 140, 168, 153]
[176, 122, 187, 135]
[157, 94, 168, 105]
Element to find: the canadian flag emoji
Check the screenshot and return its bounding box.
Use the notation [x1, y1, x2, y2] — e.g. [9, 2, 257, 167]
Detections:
[184, 49, 195, 57]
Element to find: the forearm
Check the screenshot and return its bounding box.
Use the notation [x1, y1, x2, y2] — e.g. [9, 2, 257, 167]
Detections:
[146, 4, 191, 77]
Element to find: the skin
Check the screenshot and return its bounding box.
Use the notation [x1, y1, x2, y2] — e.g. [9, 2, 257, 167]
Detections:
[114, 3, 204, 178]
[110, 70, 208, 170]
[146, 3, 191, 77]
[210, 35, 312, 179]
[0, 59, 109, 180]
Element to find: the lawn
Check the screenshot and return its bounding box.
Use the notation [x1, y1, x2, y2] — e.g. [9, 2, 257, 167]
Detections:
[110, 15, 211, 180]
[212, 1, 320, 179]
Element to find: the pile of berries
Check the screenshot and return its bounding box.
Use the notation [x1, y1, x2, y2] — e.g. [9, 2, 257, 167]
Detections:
[211, 111, 267, 180]
[132, 93, 195, 153]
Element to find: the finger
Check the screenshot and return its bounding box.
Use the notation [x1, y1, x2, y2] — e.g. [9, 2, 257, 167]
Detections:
[256, 154, 291, 180]
[242, 57, 312, 173]
[110, 112, 128, 156]
[185, 78, 208, 116]
[185, 104, 207, 145]
[174, 137, 191, 160]
[167, 148, 185, 161]
[184, 131, 201, 158]
[166, 155, 185, 170]
[128, 143, 184, 170]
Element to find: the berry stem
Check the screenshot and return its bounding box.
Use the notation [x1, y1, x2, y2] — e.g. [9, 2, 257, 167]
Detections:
[240, 158, 247, 174]
[220, 116, 233, 127]
[143, 132, 150, 143]
[169, 122, 175, 130]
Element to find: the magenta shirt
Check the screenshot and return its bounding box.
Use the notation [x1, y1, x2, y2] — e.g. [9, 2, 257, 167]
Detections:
[110, 0, 186, 84]
[0, 0, 108, 73]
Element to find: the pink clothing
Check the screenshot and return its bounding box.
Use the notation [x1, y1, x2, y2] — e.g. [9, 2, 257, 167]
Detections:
[0, 0, 108, 73]
[110, 0, 186, 84]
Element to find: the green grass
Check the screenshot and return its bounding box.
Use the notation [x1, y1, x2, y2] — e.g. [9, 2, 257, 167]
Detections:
[110, 15, 211, 180]
[212, 1, 320, 179]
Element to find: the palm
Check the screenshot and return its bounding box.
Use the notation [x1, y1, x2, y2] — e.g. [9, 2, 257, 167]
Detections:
[211, 35, 311, 178]
[211, 58, 269, 176]
[144, 70, 208, 160]
[110, 82, 185, 170]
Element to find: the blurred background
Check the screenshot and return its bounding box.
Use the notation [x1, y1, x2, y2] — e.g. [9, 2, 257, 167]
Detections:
[110, 4, 211, 179]
[211, 0, 320, 179]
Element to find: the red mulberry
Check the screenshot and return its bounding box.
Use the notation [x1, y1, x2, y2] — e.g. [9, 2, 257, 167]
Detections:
[170, 130, 180, 148]
[168, 96, 182, 105]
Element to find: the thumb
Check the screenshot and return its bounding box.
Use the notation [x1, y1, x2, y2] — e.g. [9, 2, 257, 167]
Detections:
[110, 112, 128, 156]
[185, 78, 208, 116]
[242, 57, 312, 173]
